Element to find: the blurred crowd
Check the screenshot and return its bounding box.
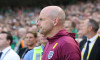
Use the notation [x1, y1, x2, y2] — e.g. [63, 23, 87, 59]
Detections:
[0, 7, 41, 51]
[0, 1, 100, 55]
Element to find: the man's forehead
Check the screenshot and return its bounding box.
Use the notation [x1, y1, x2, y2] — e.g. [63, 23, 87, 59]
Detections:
[39, 13, 48, 19]
[0, 33, 7, 37]
[40, 9, 49, 15]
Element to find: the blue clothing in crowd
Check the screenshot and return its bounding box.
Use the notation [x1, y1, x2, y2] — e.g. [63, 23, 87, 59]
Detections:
[23, 44, 44, 60]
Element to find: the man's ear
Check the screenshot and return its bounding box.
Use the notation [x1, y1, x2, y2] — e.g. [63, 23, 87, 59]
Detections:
[7, 40, 11, 45]
[88, 26, 93, 32]
[53, 18, 59, 26]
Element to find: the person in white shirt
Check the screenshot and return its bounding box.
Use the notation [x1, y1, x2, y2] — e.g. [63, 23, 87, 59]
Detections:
[0, 31, 20, 60]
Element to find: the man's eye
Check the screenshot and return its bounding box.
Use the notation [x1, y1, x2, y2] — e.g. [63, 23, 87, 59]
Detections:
[30, 37, 33, 39]
[39, 18, 42, 21]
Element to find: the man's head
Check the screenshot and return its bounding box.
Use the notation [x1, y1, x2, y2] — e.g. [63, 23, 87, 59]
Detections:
[0, 31, 13, 50]
[81, 19, 99, 36]
[38, 34, 48, 47]
[38, 6, 65, 36]
[29, 24, 38, 33]
[18, 28, 26, 38]
[25, 32, 37, 47]
[64, 20, 72, 32]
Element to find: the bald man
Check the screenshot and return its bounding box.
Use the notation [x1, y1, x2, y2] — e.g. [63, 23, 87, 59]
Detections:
[38, 6, 81, 60]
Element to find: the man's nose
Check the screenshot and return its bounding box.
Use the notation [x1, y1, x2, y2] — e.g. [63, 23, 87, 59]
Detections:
[37, 22, 39, 27]
[37, 20, 40, 27]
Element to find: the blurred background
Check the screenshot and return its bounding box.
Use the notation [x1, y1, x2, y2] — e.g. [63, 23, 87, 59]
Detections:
[0, 0, 96, 7]
[0, 0, 100, 52]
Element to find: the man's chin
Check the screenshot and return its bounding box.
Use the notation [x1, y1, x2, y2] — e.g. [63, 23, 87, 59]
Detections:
[40, 31, 45, 35]
[28, 44, 33, 46]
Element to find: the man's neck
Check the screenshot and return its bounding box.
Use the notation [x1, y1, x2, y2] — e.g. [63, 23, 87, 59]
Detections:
[28, 45, 35, 49]
[86, 32, 97, 39]
[42, 43, 46, 47]
[46, 26, 64, 37]
[0, 46, 9, 51]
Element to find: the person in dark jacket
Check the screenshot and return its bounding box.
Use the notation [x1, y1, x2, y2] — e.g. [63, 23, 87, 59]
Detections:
[37, 6, 81, 60]
[79, 19, 100, 60]
[18, 32, 37, 60]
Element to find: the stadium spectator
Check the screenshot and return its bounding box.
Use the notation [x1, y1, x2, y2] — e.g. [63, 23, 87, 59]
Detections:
[79, 19, 100, 60]
[18, 32, 37, 60]
[0, 31, 20, 60]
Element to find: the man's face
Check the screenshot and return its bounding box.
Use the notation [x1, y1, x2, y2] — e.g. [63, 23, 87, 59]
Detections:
[64, 21, 71, 32]
[25, 33, 37, 46]
[38, 13, 54, 35]
[81, 20, 89, 36]
[39, 34, 48, 45]
[0, 34, 8, 49]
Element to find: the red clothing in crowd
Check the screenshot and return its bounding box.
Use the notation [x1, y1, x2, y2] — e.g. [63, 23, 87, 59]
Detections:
[42, 29, 81, 60]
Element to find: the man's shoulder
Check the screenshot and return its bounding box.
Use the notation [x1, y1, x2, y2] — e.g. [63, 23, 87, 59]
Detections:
[59, 35, 74, 40]
[94, 36, 100, 45]
[9, 49, 19, 56]
[5, 49, 20, 59]
[55, 36, 78, 50]
[25, 49, 34, 55]
[58, 36, 75, 44]
[20, 48, 27, 51]
[23, 49, 34, 60]
[97, 36, 100, 41]
[79, 39, 87, 46]
[56, 36, 80, 50]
